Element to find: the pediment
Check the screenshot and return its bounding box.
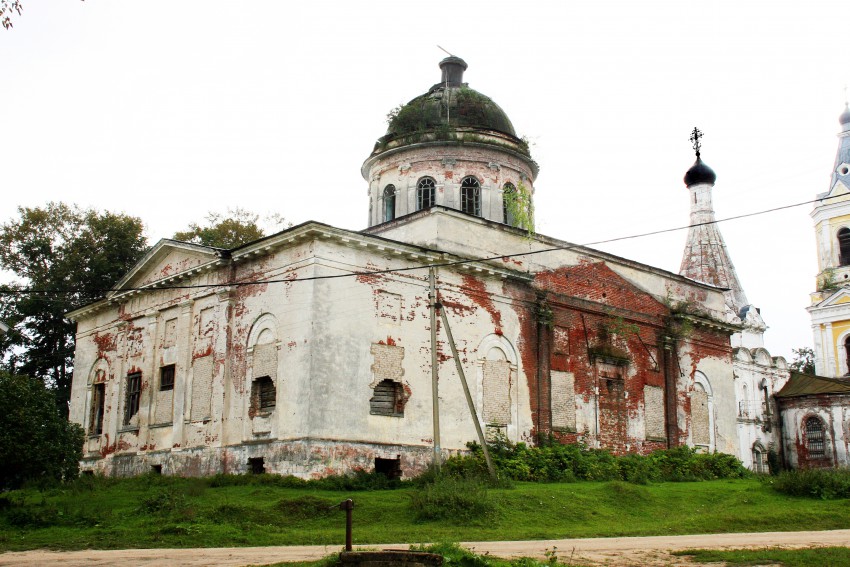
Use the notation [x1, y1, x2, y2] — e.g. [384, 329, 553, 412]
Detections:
[111, 239, 221, 294]
[814, 286, 850, 308]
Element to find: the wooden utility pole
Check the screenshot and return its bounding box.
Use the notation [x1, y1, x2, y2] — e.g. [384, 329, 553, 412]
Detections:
[429, 267, 441, 469]
[438, 306, 497, 481]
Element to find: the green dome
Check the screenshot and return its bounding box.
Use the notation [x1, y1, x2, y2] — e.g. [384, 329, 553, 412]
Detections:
[385, 85, 517, 138]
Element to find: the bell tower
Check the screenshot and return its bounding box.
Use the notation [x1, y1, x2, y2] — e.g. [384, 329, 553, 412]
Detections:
[808, 104, 850, 377]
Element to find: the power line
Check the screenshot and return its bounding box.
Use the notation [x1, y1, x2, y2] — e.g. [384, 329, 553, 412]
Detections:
[0, 192, 841, 297]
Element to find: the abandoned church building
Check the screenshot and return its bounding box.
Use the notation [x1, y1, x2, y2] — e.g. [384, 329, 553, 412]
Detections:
[68, 57, 822, 478]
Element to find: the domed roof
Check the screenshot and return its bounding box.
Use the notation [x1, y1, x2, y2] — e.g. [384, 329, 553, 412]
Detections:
[684, 157, 717, 186]
[378, 57, 520, 146]
[840, 104, 850, 126]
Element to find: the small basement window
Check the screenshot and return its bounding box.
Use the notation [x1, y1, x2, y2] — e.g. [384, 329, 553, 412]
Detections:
[251, 376, 276, 414]
[248, 457, 265, 475]
[370, 380, 406, 417]
[160, 364, 175, 391]
[151, 465, 162, 475]
[375, 457, 402, 480]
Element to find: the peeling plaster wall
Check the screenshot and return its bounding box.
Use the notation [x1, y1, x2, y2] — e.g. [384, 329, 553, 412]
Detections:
[779, 394, 850, 469]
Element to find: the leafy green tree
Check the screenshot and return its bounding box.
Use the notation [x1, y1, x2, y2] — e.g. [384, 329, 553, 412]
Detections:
[174, 208, 287, 249]
[0, 203, 148, 411]
[0, 370, 85, 489]
[789, 347, 816, 375]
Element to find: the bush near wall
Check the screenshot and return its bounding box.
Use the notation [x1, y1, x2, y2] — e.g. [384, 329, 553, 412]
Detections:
[439, 442, 748, 484]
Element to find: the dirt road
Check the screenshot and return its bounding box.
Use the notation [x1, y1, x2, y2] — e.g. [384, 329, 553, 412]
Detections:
[2, 529, 849, 567]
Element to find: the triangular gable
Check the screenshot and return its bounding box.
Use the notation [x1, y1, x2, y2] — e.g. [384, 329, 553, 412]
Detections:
[534, 261, 669, 317]
[813, 285, 850, 309]
[111, 239, 222, 294]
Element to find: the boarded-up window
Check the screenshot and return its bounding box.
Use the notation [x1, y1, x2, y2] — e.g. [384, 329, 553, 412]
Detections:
[154, 365, 175, 424]
[644, 385, 665, 440]
[370, 380, 405, 417]
[190, 356, 213, 421]
[691, 385, 710, 446]
[251, 376, 276, 412]
[551, 371, 576, 430]
[805, 416, 826, 458]
[483, 359, 512, 426]
[124, 372, 141, 426]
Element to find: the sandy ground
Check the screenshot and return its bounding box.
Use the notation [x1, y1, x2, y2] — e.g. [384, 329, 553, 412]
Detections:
[1, 530, 849, 567]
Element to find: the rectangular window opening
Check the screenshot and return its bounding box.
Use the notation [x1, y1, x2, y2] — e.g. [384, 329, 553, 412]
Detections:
[248, 457, 266, 475]
[151, 465, 162, 475]
[90, 382, 105, 435]
[124, 372, 142, 426]
[160, 364, 175, 391]
[375, 457, 401, 480]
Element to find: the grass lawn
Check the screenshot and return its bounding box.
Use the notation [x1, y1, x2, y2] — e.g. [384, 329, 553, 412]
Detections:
[1, 476, 849, 552]
[675, 546, 850, 566]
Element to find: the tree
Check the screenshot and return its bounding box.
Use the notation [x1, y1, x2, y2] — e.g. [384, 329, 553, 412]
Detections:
[0, 370, 85, 489]
[0, 0, 22, 30]
[789, 347, 816, 375]
[174, 208, 288, 249]
[0, 203, 148, 411]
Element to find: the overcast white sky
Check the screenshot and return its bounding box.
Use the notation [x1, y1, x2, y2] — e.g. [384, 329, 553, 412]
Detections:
[2, 1, 848, 360]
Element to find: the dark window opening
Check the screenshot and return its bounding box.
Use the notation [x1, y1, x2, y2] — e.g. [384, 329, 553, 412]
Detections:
[151, 465, 162, 475]
[248, 457, 265, 475]
[82, 470, 94, 477]
[124, 372, 142, 426]
[370, 380, 406, 417]
[251, 376, 276, 414]
[160, 364, 175, 391]
[461, 177, 481, 216]
[375, 457, 402, 480]
[502, 182, 515, 225]
[839, 228, 850, 266]
[89, 382, 105, 435]
[805, 416, 826, 458]
[383, 185, 396, 222]
[417, 177, 436, 210]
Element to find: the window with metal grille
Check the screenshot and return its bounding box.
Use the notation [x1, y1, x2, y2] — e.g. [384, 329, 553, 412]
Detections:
[839, 228, 850, 266]
[417, 177, 435, 210]
[383, 185, 396, 222]
[805, 416, 826, 458]
[160, 364, 175, 391]
[89, 383, 105, 435]
[370, 379, 405, 417]
[124, 372, 141, 425]
[252, 376, 276, 412]
[502, 182, 515, 225]
[461, 177, 481, 216]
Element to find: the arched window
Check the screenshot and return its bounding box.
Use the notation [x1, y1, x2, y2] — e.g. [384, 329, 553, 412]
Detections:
[383, 185, 396, 222]
[370, 379, 405, 417]
[502, 183, 515, 225]
[417, 177, 435, 210]
[752, 442, 767, 474]
[804, 416, 826, 458]
[839, 228, 850, 266]
[844, 336, 850, 376]
[461, 177, 481, 216]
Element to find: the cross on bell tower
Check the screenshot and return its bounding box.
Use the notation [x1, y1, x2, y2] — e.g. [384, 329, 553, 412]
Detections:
[690, 127, 703, 159]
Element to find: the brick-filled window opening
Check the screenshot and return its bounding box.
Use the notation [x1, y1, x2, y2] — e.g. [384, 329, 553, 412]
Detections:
[370, 379, 405, 417]
[160, 364, 175, 391]
[89, 383, 105, 435]
[805, 416, 826, 458]
[417, 177, 436, 210]
[251, 376, 276, 413]
[461, 177, 481, 216]
[124, 372, 142, 426]
[839, 227, 850, 266]
[502, 182, 515, 225]
[383, 185, 396, 222]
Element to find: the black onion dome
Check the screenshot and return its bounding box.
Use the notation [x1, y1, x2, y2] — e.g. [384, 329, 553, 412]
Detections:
[840, 104, 850, 126]
[383, 57, 517, 139]
[684, 157, 717, 186]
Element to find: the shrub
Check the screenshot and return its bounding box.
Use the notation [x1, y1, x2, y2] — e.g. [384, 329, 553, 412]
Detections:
[408, 476, 497, 523]
[770, 468, 850, 499]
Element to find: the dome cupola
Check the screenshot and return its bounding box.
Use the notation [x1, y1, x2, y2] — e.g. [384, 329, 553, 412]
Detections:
[362, 58, 538, 230]
[684, 157, 717, 186]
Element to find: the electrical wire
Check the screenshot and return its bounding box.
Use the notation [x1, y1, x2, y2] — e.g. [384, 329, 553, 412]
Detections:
[0, 191, 842, 297]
